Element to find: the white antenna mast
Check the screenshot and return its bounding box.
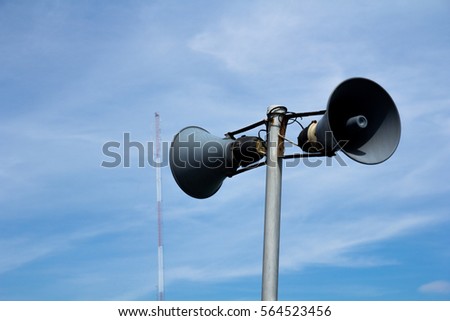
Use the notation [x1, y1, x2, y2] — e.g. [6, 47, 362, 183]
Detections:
[155, 112, 165, 301]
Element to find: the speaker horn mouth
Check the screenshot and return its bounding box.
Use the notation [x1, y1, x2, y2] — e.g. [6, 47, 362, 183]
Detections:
[327, 77, 401, 164]
[296, 78, 401, 164]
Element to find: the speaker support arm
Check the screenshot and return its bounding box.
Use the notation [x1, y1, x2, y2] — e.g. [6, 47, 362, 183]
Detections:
[285, 109, 326, 120]
[225, 110, 325, 141]
[225, 119, 267, 140]
[225, 109, 330, 176]
[230, 160, 267, 177]
[281, 152, 333, 159]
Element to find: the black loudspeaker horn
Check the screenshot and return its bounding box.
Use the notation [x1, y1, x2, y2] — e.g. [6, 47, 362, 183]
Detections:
[170, 126, 265, 199]
[298, 78, 401, 165]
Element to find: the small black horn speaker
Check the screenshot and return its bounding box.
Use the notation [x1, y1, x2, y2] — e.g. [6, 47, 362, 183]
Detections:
[298, 78, 401, 165]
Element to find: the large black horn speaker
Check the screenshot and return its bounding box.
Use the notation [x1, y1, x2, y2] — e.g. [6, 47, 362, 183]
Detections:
[298, 78, 401, 164]
[169, 126, 236, 199]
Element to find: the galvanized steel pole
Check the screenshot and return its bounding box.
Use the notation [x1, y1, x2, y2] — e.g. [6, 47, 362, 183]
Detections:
[261, 105, 287, 301]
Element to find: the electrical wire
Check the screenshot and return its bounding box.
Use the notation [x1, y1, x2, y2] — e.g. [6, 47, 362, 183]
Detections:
[278, 133, 301, 148]
[258, 128, 267, 140]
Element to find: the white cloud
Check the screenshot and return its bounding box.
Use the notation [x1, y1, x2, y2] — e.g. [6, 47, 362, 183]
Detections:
[0, 238, 57, 274]
[188, 1, 443, 78]
[280, 212, 444, 270]
[418, 280, 450, 295]
[0, 216, 143, 275]
[188, 2, 347, 76]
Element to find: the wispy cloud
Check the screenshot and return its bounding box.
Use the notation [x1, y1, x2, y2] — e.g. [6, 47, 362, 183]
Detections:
[281, 211, 446, 270]
[162, 204, 446, 286]
[0, 213, 144, 275]
[418, 280, 450, 295]
[188, 1, 361, 81]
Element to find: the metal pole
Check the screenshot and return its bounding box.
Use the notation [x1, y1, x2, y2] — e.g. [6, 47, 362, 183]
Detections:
[155, 113, 165, 301]
[261, 105, 287, 301]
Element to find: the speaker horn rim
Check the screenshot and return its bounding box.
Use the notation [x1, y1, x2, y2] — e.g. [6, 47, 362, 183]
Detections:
[169, 126, 232, 199]
[327, 77, 401, 165]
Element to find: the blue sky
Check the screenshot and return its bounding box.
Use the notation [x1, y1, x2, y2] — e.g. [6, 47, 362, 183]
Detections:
[1, 0, 449, 300]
